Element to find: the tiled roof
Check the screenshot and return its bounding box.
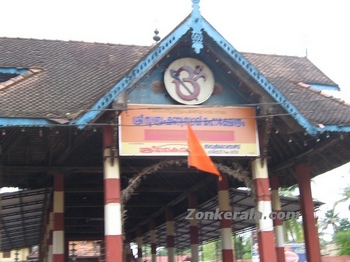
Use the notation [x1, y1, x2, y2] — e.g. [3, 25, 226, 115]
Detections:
[0, 37, 150, 120]
[0, 37, 349, 127]
[242, 53, 337, 87]
[243, 52, 350, 126]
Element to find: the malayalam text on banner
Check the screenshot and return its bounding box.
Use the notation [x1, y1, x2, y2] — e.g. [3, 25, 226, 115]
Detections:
[118, 104, 259, 156]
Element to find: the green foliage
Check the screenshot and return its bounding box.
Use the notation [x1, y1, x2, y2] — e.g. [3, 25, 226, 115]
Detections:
[338, 218, 350, 231]
[279, 185, 305, 243]
[334, 185, 350, 208]
[142, 244, 151, 257]
[279, 185, 299, 197]
[234, 235, 244, 259]
[234, 234, 252, 259]
[320, 209, 340, 233]
[201, 234, 252, 260]
[156, 246, 167, 256]
[243, 252, 252, 259]
[284, 218, 304, 243]
[242, 236, 252, 259]
[202, 240, 221, 261]
[335, 228, 350, 255]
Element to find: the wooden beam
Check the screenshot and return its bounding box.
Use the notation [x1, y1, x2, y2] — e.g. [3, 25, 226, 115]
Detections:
[2, 166, 103, 173]
[128, 176, 214, 233]
[2, 165, 194, 174]
[136, 188, 188, 193]
[270, 136, 343, 174]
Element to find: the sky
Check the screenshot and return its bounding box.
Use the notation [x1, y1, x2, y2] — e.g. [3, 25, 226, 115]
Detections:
[1, 0, 350, 216]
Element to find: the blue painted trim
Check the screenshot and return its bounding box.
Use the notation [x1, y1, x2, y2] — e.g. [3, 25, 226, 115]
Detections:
[0, 118, 54, 127]
[72, 21, 193, 129]
[190, 0, 204, 53]
[0, 68, 28, 74]
[318, 125, 350, 133]
[201, 20, 321, 135]
[70, 10, 349, 135]
[309, 84, 340, 91]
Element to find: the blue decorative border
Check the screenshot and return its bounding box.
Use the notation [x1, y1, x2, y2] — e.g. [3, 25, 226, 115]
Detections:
[2, 3, 348, 135]
[200, 20, 324, 135]
[0, 118, 54, 127]
[308, 84, 340, 91]
[0, 68, 28, 74]
[72, 23, 192, 128]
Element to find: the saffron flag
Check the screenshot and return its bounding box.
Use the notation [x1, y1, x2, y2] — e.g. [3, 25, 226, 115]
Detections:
[187, 123, 222, 181]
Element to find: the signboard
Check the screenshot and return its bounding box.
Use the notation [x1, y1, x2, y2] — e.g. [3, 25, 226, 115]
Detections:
[251, 231, 306, 262]
[119, 104, 259, 156]
[251, 231, 259, 262]
[284, 243, 306, 262]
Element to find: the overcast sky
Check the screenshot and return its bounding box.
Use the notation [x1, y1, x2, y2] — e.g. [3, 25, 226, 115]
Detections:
[1, 0, 350, 213]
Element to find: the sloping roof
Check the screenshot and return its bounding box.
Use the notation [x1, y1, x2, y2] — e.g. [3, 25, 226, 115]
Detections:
[0, 186, 322, 252]
[244, 53, 350, 126]
[142, 187, 323, 250]
[0, 37, 150, 121]
[1, 35, 350, 180]
[0, 188, 51, 251]
[1, 37, 349, 132]
[243, 53, 337, 87]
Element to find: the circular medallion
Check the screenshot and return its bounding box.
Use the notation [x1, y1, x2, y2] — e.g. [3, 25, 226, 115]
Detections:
[164, 58, 214, 105]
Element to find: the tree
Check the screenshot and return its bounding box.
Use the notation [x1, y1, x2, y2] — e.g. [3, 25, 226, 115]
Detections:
[234, 235, 244, 259]
[319, 209, 340, 236]
[335, 229, 350, 255]
[334, 185, 350, 210]
[334, 218, 350, 255]
[156, 246, 167, 256]
[242, 236, 252, 259]
[284, 218, 304, 242]
[202, 239, 221, 261]
[279, 185, 299, 197]
[280, 185, 304, 243]
[338, 218, 350, 231]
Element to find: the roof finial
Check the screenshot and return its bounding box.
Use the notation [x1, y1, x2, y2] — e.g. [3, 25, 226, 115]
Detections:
[153, 29, 161, 42]
[192, 0, 200, 13]
[190, 0, 203, 54]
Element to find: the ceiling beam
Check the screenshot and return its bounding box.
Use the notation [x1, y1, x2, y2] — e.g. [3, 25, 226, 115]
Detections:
[1, 165, 194, 174]
[2, 166, 103, 173]
[128, 176, 214, 233]
[270, 136, 343, 174]
[135, 188, 189, 193]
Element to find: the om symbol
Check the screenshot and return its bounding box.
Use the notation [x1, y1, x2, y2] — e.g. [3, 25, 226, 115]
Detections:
[170, 65, 206, 101]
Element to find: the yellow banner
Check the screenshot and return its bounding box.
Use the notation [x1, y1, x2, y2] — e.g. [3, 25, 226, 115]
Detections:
[119, 104, 260, 156]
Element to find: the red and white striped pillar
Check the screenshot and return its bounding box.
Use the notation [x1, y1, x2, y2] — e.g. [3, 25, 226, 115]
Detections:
[295, 163, 321, 262]
[103, 126, 123, 262]
[270, 176, 285, 262]
[217, 174, 234, 262]
[150, 219, 157, 262]
[251, 158, 277, 262]
[188, 194, 199, 262]
[166, 209, 175, 262]
[52, 174, 64, 262]
[136, 227, 143, 262]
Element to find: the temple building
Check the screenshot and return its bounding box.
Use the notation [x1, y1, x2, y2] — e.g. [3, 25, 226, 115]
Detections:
[1, 1, 350, 262]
